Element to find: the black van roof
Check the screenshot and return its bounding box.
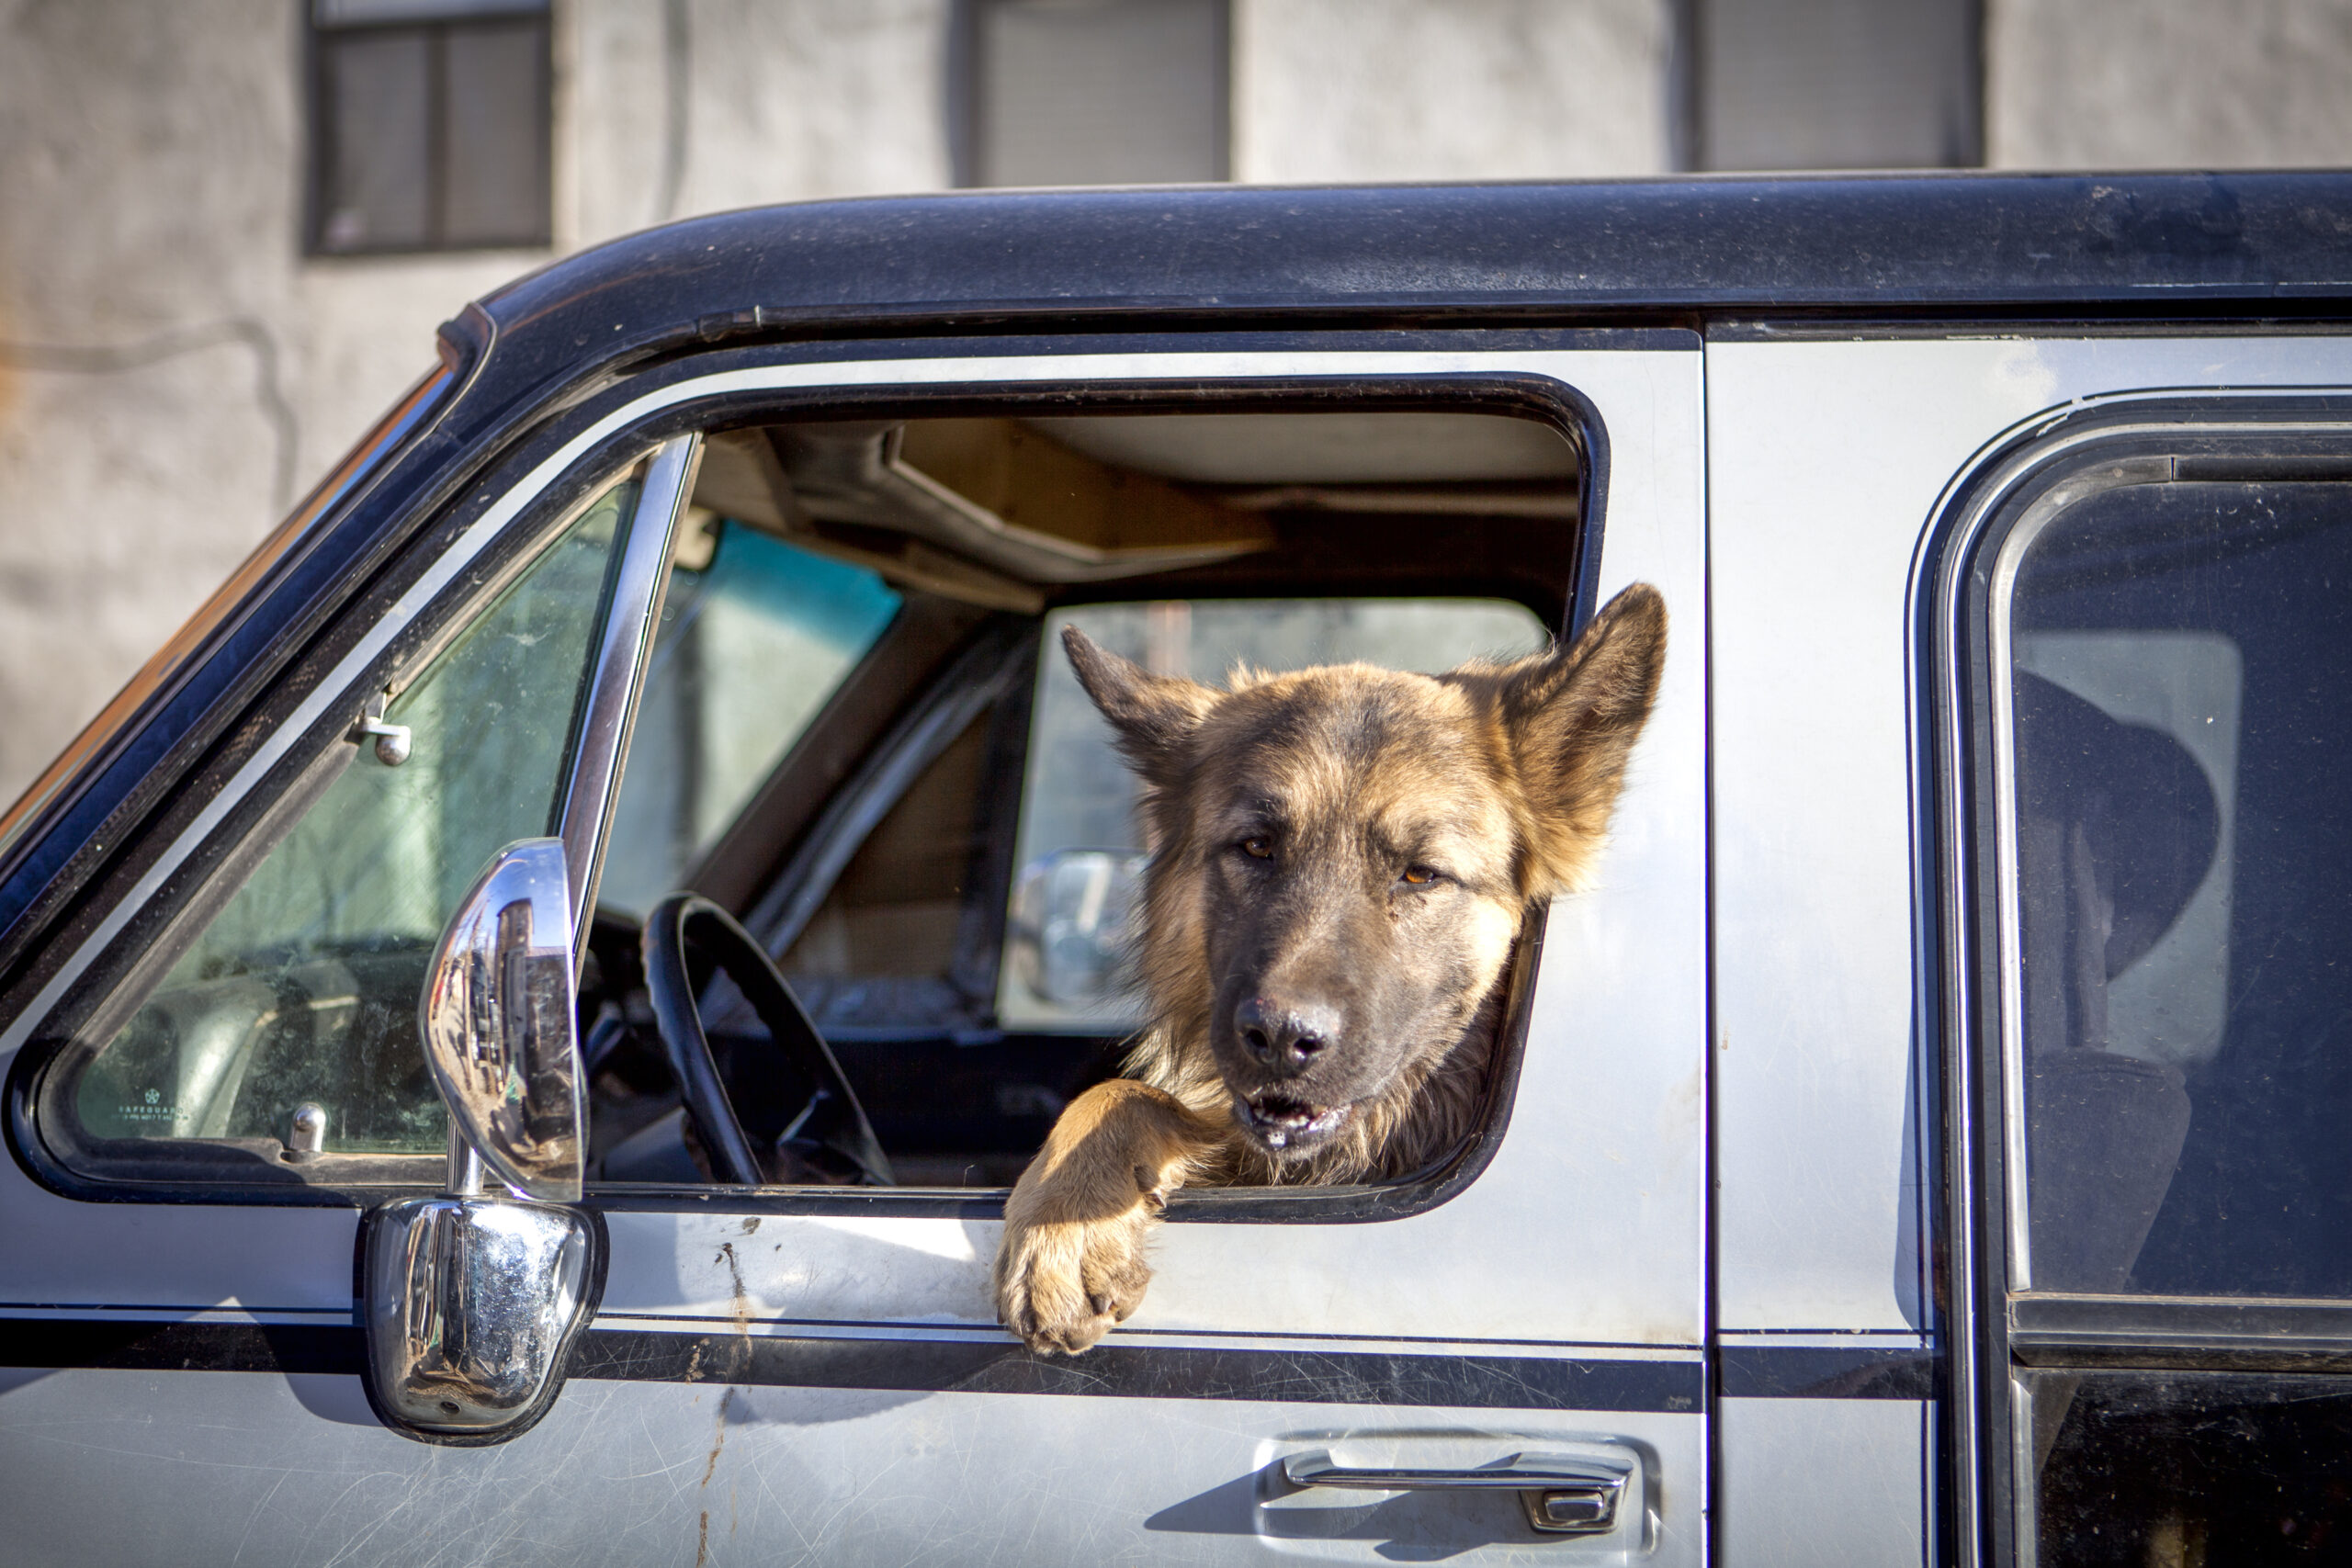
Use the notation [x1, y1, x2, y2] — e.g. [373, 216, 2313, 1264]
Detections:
[480, 172, 2352, 369]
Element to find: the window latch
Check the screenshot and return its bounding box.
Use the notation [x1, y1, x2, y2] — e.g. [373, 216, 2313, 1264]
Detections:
[355, 692, 412, 766]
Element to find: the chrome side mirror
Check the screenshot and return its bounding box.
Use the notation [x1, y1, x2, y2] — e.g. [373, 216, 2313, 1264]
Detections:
[419, 835, 585, 1202]
[1007, 848, 1147, 1007]
[362, 838, 598, 1444]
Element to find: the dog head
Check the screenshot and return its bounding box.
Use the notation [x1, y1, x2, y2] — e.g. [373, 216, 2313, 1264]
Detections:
[1063, 583, 1668, 1165]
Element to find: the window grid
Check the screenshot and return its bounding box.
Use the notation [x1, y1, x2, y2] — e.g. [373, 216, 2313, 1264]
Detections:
[306, 7, 552, 256]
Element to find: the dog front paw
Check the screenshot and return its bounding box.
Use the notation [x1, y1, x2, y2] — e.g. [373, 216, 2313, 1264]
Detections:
[992, 1077, 1210, 1354]
[994, 1204, 1154, 1354]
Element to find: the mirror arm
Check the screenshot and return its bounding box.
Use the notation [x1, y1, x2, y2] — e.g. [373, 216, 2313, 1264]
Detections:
[447, 1124, 484, 1198]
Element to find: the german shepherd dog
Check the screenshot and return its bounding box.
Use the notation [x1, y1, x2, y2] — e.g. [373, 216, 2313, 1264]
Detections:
[993, 583, 1668, 1353]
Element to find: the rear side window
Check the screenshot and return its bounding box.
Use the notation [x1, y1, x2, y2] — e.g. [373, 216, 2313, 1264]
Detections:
[1962, 444, 2352, 1562]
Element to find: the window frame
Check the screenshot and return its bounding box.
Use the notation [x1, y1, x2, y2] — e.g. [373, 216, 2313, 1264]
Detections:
[8, 333, 1657, 1225]
[1928, 394, 2352, 1566]
[303, 1, 555, 257]
[591, 377, 1606, 1225]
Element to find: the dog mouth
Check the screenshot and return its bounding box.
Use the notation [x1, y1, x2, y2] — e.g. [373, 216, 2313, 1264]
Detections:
[1238, 1092, 1351, 1153]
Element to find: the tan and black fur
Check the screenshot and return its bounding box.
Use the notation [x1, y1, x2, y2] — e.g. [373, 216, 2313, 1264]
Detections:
[994, 582, 1668, 1352]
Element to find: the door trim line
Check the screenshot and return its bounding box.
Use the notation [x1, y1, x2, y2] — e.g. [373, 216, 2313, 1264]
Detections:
[0, 1314, 1708, 1412]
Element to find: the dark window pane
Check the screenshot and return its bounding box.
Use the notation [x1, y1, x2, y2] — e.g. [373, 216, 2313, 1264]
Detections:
[319, 30, 432, 251]
[2029, 1370, 2352, 1565]
[316, 0, 543, 20]
[2006, 481, 2352, 1299]
[974, 0, 1227, 186]
[1696, 0, 1978, 169]
[442, 18, 549, 246]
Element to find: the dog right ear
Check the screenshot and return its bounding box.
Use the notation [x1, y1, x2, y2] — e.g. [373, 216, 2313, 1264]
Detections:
[1494, 581, 1668, 897]
[1062, 626, 1215, 784]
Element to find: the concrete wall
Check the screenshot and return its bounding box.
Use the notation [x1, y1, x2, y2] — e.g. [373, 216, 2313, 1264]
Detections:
[0, 0, 537, 798]
[571, 0, 950, 238]
[1987, 0, 2352, 169]
[5, 0, 2352, 809]
[0, 0, 953, 805]
[1234, 0, 1672, 181]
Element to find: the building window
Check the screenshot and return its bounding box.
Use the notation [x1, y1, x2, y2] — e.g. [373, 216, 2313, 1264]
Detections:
[307, 0, 552, 255]
[1680, 0, 1981, 170]
[953, 0, 1229, 187]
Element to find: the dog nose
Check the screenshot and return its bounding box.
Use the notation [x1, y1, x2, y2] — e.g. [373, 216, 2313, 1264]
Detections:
[1236, 996, 1338, 1075]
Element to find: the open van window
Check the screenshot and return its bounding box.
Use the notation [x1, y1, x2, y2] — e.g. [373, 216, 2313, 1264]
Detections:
[584, 407, 1580, 1191]
[36, 402, 1589, 1201]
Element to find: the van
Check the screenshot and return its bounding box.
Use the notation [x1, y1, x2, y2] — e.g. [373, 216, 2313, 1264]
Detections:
[4, 173, 2349, 1565]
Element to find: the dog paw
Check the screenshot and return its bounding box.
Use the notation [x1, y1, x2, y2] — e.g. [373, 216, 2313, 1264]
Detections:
[992, 1077, 1209, 1353]
[995, 1202, 1155, 1354]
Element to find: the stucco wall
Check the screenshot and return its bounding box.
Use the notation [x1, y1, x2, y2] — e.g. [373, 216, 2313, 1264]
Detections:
[6, 0, 2351, 814]
[1987, 0, 2352, 168]
[0, 0, 951, 805]
[1234, 0, 1672, 181]
[0, 0, 533, 799]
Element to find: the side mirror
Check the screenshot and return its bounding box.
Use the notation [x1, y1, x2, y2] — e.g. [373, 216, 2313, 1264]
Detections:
[1006, 848, 1147, 1007]
[418, 835, 585, 1202]
[361, 839, 598, 1444]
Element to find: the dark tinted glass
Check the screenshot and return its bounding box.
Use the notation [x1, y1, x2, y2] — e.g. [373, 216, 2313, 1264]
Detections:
[598, 525, 901, 918]
[971, 0, 1228, 186]
[311, 12, 549, 254]
[1694, 0, 1979, 169]
[2007, 481, 2352, 1299]
[320, 30, 432, 250]
[441, 18, 549, 246]
[2029, 1370, 2352, 1565]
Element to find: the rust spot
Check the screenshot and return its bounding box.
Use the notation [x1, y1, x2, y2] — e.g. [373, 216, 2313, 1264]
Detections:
[700, 1386, 737, 1488]
[695, 1511, 708, 1568]
[716, 1241, 752, 1336]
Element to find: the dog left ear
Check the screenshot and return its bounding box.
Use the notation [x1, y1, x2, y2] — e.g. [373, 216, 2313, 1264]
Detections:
[1061, 625, 1216, 787]
[1495, 582, 1668, 897]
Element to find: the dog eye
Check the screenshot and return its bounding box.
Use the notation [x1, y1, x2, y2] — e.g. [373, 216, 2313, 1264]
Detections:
[1239, 835, 1275, 860]
[1401, 864, 1440, 886]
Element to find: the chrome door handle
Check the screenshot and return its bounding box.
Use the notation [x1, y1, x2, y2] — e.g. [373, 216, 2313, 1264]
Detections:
[1280, 1450, 1632, 1536]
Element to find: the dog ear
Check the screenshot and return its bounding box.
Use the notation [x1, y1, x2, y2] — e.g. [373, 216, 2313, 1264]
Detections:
[1495, 582, 1668, 897]
[1062, 626, 1216, 784]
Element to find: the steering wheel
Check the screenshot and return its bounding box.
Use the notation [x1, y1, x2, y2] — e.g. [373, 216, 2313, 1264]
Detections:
[640, 893, 894, 1187]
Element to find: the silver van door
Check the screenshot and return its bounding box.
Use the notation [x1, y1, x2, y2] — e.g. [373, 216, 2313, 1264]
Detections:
[0, 335, 1706, 1567]
[555, 340, 1710, 1566]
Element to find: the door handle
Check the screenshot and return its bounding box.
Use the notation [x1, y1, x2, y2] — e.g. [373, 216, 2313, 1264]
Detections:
[1279, 1450, 1633, 1536]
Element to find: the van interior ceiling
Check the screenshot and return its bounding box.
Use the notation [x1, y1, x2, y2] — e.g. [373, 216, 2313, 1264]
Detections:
[685, 409, 1581, 614]
[584, 408, 1582, 1189]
